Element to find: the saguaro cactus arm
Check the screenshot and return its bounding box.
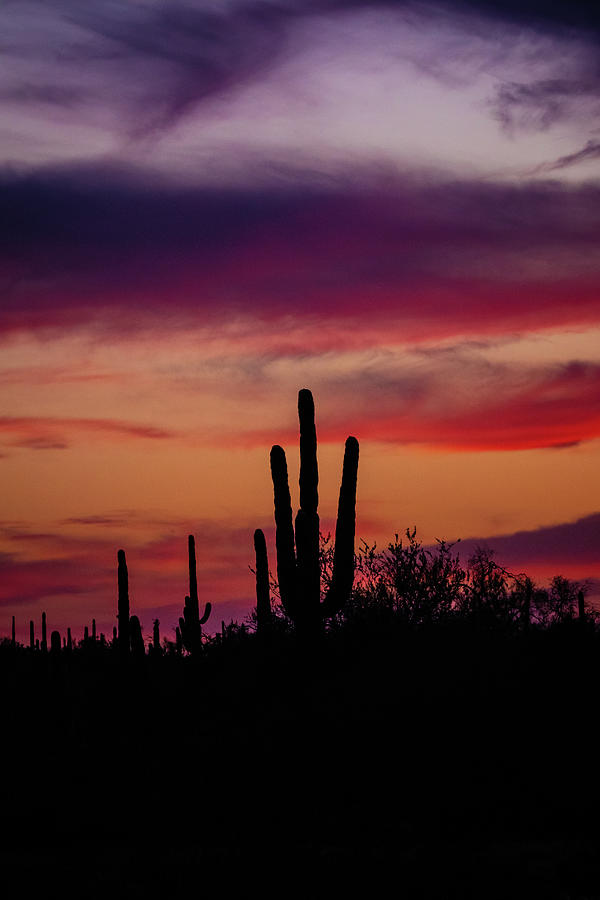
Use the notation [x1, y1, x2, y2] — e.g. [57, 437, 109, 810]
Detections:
[321, 436, 359, 618]
[270, 445, 299, 620]
[254, 528, 271, 630]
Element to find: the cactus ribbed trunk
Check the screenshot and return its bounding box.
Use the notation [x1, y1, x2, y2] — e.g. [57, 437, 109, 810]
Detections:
[117, 549, 130, 654]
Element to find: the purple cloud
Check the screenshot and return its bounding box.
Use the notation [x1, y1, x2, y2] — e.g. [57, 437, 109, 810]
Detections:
[452, 513, 600, 570]
[2, 164, 599, 341]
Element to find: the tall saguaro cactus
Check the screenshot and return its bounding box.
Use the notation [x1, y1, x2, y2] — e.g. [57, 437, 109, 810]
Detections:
[179, 535, 211, 655]
[117, 549, 130, 654]
[270, 389, 359, 635]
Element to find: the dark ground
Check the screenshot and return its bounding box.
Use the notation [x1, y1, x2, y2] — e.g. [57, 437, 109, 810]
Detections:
[2, 623, 600, 897]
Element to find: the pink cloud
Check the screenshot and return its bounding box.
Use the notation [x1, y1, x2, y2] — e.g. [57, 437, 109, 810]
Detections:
[215, 360, 600, 452]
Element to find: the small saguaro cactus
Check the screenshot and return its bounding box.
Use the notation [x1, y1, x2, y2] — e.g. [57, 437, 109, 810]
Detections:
[11, 615, 15, 648]
[254, 528, 271, 632]
[153, 619, 161, 654]
[117, 549, 130, 654]
[178, 535, 211, 655]
[270, 389, 359, 636]
[30, 620, 34, 650]
[41, 611, 48, 653]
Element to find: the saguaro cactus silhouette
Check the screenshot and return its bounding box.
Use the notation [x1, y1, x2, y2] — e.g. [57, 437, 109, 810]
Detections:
[179, 535, 211, 655]
[117, 549, 130, 654]
[270, 389, 359, 635]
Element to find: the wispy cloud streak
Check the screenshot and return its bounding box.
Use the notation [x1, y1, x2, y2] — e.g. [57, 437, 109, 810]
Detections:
[531, 140, 600, 174]
[0, 416, 174, 450]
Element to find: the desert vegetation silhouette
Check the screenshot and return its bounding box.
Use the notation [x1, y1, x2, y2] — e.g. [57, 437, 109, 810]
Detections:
[1, 388, 599, 896]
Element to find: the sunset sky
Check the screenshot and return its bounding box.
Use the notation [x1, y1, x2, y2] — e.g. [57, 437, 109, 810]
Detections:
[2, 0, 599, 641]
